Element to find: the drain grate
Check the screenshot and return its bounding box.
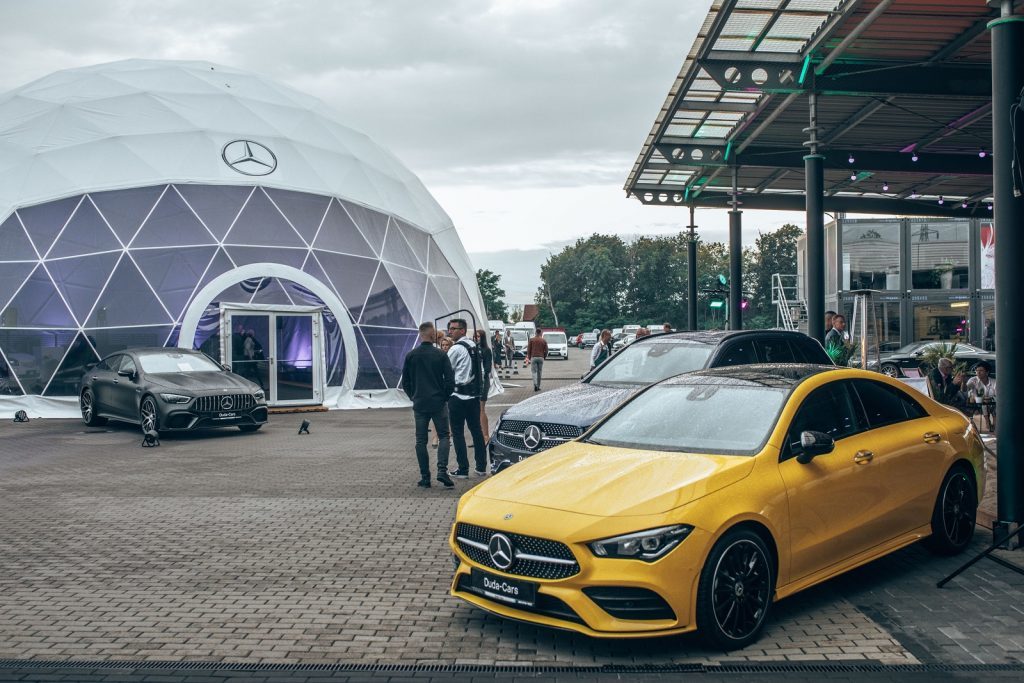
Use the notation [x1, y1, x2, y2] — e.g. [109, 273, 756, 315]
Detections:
[0, 659, 1022, 674]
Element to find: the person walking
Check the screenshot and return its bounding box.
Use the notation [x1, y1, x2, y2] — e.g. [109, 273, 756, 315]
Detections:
[525, 327, 548, 392]
[475, 329, 494, 442]
[590, 329, 613, 370]
[503, 330, 516, 375]
[445, 319, 488, 478]
[401, 322, 455, 489]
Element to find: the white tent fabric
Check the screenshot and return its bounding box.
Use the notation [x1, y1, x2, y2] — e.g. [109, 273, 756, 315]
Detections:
[0, 59, 486, 321]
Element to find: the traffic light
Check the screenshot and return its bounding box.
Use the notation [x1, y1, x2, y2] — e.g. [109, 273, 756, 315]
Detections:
[717, 274, 728, 287]
[741, 297, 749, 310]
[709, 299, 725, 309]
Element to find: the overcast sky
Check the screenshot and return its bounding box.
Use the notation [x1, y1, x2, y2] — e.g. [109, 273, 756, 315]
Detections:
[1, 0, 805, 301]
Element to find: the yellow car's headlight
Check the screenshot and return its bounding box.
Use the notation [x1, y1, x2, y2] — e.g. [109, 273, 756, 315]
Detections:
[588, 524, 693, 562]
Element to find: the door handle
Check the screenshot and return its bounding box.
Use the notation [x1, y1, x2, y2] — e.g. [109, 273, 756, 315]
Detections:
[923, 432, 942, 444]
[853, 450, 874, 464]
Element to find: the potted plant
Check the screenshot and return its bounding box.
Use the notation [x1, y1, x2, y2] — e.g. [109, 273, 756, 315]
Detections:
[918, 342, 967, 377]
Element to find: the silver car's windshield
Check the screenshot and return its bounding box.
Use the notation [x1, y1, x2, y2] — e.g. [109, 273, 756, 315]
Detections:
[138, 352, 221, 374]
[589, 340, 713, 385]
[543, 333, 566, 345]
[586, 383, 787, 455]
[511, 330, 529, 342]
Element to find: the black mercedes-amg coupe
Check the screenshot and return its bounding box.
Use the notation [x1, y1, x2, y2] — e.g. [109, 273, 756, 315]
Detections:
[79, 348, 268, 433]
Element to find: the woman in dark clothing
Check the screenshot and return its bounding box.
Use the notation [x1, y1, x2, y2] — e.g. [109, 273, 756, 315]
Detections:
[474, 329, 493, 442]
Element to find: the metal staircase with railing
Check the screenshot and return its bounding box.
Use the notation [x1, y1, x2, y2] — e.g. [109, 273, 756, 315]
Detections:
[772, 274, 808, 333]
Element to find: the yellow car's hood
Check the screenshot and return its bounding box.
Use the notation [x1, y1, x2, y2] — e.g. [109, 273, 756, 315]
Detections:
[474, 442, 756, 516]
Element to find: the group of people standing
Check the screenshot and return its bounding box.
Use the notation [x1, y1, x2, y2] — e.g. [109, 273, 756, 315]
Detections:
[401, 319, 492, 489]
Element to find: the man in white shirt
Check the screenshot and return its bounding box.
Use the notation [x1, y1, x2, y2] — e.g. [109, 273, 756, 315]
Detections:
[445, 318, 488, 477]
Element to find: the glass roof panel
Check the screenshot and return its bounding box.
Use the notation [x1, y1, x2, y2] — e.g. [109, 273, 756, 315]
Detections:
[737, 0, 784, 8]
[766, 13, 834, 39]
[714, 38, 758, 51]
[666, 124, 698, 136]
[786, 0, 840, 11]
[755, 37, 807, 52]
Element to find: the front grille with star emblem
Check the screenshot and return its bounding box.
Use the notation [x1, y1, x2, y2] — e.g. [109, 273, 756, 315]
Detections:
[194, 394, 256, 413]
[454, 522, 580, 580]
[495, 420, 583, 452]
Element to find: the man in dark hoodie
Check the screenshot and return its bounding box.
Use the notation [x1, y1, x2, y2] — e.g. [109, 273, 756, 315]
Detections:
[401, 322, 456, 488]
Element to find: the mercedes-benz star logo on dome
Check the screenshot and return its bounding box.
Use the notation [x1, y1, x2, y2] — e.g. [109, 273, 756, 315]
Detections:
[523, 424, 544, 450]
[222, 139, 278, 176]
[488, 533, 515, 570]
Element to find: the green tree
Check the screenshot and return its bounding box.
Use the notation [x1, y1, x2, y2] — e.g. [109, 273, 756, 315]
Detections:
[622, 234, 687, 327]
[747, 223, 803, 329]
[475, 268, 508, 321]
[533, 234, 628, 332]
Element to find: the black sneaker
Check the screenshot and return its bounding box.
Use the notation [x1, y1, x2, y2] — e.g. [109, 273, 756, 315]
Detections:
[448, 469, 469, 479]
[417, 478, 431, 488]
[436, 473, 455, 488]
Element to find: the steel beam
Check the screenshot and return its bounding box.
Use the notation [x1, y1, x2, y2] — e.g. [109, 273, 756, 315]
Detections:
[729, 167, 742, 330]
[687, 205, 698, 332]
[990, 10, 1024, 525]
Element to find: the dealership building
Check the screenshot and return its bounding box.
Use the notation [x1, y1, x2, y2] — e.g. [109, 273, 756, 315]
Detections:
[0, 60, 485, 417]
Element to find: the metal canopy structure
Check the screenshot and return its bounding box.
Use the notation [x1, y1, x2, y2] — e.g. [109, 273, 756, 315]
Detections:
[625, 0, 1007, 217]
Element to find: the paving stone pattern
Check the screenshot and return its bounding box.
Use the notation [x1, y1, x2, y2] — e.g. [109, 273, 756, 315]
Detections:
[0, 349, 1019, 668]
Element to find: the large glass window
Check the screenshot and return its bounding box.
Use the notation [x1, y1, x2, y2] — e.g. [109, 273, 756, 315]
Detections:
[909, 220, 969, 289]
[912, 301, 970, 342]
[842, 221, 900, 290]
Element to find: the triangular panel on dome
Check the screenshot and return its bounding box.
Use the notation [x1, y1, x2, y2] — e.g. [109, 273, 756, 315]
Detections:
[427, 239, 459, 278]
[47, 196, 122, 258]
[360, 326, 419, 389]
[383, 263, 428, 322]
[0, 264, 76, 327]
[131, 186, 217, 248]
[223, 187, 306, 248]
[431, 276, 461, 312]
[354, 327, 387, 391]
[175, 184, 254, 241]
[421, 279, 449, 321]
[0, 214, 39, 260]
[86, 255, 173, 327]
[226, 245, 308, 271]
[129, 246, 217, 322]
[309, 250, 379, 319]
[0, 329, 77, 394]
[191, 248, 237, 301]
[89, 185, 166, 245]
[395, 220, 430, 270]
[359, 265, 415, 329]
[0, 262, 37, 312]
[43, 332, 100, 397]
[311, 199, 375, 258]
[339, 199, 388, 256]
[0, 346, 24, 396]
[16, 195, 81, 258]
[46, 252, 122, 324]
[381, 217, 424, 272]
[263, 188, 331, 246]
[250, 278, 296, 306]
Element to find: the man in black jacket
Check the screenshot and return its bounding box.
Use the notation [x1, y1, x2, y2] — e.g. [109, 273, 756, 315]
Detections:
[401, 322, 456, 488]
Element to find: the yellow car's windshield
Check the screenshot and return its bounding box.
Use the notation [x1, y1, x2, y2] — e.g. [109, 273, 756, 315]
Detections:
[586, 383, 787, 455]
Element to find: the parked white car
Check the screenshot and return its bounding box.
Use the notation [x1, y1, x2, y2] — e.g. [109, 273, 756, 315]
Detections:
[542, 331, 569, 360]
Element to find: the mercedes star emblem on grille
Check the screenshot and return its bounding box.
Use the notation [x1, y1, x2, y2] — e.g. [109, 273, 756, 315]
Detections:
[488, 533, 514, 570]
[523, 424, 544, 450]
[220, 396, 235, 410]
[221, 139, 278, 176]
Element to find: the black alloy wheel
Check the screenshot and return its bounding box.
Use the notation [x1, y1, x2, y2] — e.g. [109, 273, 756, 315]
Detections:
[80, 388, 107, 427]
[696, 529, 773, 650]
[926, 465, 977, 555]
[140, 395, 159, 434]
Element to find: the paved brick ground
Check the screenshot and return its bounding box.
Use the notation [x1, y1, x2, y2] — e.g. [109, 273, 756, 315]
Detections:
[0, 348, 1020, 673]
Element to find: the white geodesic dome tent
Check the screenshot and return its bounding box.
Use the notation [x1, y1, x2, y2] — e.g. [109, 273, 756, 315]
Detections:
[0, 59, 486, 417]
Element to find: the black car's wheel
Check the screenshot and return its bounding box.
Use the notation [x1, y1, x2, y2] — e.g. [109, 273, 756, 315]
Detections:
[880, 363, 900, 377]
[925, 465, 977, 555]
[238, 424, 262, 433]
[139, 395, 159, 433]
[696, 529, 773, 650]
[80, 388, 107, 427]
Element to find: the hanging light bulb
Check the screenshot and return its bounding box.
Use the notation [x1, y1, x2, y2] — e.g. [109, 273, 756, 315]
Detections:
[911, 189, 919, 198]
[961, 201, 968, 208]
[938, 196, 944, 205]
[882, 181, 889, 192]
[848, 153, 855, 164]
[978, 149, 987, 158]
[987, 204, 993, 211]
[911, 152, 919, 162]
[850, 172, 857, 181]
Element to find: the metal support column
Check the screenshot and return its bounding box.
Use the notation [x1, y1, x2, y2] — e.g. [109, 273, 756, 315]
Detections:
[990, 2, 1024, 526]
[687, 205, 698, 331]
[804, 90, 826, 344]
[729, 167, 743, 330]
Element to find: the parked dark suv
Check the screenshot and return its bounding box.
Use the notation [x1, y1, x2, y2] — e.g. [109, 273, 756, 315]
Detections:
[489, 330, 831, 472]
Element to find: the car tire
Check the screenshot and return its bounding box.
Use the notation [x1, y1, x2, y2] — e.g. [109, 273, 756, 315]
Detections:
[80, 388, 107, 427]
[696, 529, 774, 650]
[880, 363, 900, 377]
[925, 464, 977, 556]
[238, 424, 262, 433]
[139, 395, 159, 434]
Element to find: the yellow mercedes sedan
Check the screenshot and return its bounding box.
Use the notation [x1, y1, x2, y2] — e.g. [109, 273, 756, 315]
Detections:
[449, 365, 984, 649]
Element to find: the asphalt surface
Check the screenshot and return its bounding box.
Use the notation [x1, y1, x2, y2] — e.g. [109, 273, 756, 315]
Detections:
[0, 347, 1022, 683]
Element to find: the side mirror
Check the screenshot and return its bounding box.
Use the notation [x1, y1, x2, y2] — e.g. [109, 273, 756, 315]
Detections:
[117, 369, 135, 380]
[796, 430, 834, 464]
